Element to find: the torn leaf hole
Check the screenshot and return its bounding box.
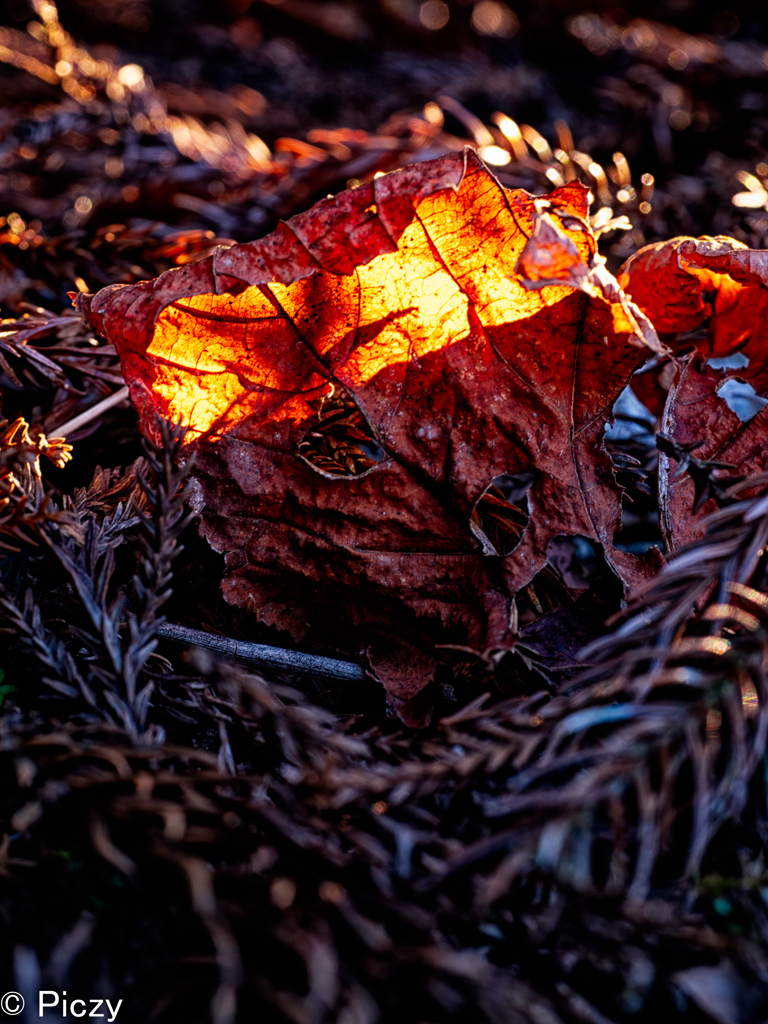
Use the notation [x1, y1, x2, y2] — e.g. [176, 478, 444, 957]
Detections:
[604, 385, 655, 443]
[708, 352, 750, 370]
[546, 535, 600, 590]
[470, 473, 533, 556]
[716, 378, 768, 422]
[298, 386, 385, 477]
[604, 392, 662, 554]
[516, 535, 611, 625]
[612, 452, 662, 553]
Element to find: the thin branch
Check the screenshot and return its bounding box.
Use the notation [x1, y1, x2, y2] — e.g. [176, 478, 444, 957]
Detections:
[155, 622, 367, 683]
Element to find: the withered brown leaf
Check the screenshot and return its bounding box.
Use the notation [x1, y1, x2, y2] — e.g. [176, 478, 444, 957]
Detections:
[621, 236, 768, 550]
[78, 150, 661, 723]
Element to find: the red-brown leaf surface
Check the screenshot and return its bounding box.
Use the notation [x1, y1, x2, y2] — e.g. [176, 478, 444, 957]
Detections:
[621, 237, 768, 550]
[78, 150, 662, 723]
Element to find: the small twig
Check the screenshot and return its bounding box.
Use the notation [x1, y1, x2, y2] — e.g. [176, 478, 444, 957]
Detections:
[54, 385, 130, 438]
[156, 622, 367, 683]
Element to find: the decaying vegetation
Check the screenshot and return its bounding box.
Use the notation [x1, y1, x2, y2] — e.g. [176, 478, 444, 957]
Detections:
[2, 2, 768, 1022]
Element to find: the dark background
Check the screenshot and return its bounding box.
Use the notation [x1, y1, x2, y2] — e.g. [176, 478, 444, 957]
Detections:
[4, 0, 768, 193]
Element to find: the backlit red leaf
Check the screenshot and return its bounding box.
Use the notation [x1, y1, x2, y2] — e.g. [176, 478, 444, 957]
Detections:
[78, 151, 662, 723]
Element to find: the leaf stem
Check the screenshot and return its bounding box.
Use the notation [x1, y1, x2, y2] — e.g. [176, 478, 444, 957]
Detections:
[54, 385, 130, 438]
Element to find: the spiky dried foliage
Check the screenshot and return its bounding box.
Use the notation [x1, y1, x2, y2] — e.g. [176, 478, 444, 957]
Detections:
[361, 474, 768, 904]
[564, 10, 768, 253]
[1, 430, 768, 1021]
[0, 411, 73, 549]
[0, 418, 190, 740]
[0, 700, 575, 1024]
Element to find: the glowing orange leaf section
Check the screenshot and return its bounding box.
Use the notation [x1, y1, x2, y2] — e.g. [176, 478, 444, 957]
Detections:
[143, 167, 581, 442]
